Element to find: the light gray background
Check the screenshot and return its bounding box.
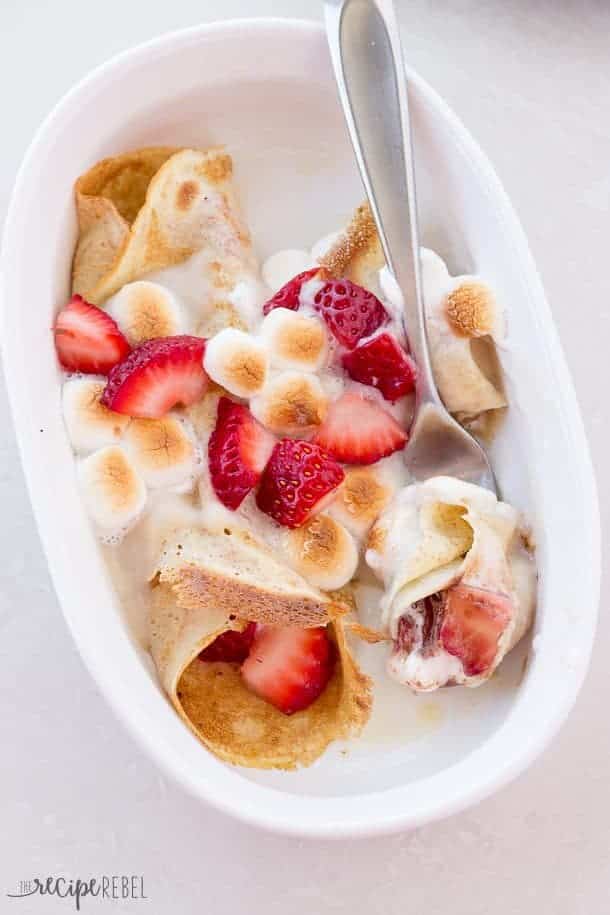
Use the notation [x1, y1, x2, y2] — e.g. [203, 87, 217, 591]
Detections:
[1, 1, 608, 912]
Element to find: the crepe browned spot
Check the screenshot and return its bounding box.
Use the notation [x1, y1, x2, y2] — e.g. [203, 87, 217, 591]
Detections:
[150, 534, 372, 769]
[72, 146, 255, 311]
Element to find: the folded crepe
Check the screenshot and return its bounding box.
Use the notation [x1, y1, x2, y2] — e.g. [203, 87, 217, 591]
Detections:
[150, 525, 371, 769]
[365, 476, 536, 691]
[72, 146, 259, 334]
[318, 203, 507, 422]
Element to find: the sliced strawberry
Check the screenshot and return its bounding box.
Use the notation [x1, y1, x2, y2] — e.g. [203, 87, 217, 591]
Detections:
[440, 584, 513, 677]
[311, 278, 388, 348]
[101, 335, 207, 418]
[208, 397, 275, 510]
[256, 439, 344, 528]
[199, 622, 257, 663]
[241, 625, 336, 715]
[262, 268, 323, 315]
[314, 392, 407, 465]
[342, 332, 417, 401]
[54, 294, 130, 374]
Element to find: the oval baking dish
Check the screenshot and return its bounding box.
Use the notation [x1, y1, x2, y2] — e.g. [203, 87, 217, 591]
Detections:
[0, 19, 600, 837]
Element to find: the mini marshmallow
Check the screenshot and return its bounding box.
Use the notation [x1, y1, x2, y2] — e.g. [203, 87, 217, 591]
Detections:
[77, 445, 147, 537]
[62, 376, 130, 453]
[260, 309, 328, 372]
[250, 371, 328, 437]
[203, 328, 268, 398]
[329, 467, 392, 540]
[285, 514, 359, 591]
[329, 453, 410, 542]
[443, 280, 503, 340]
[106, 281, 185, 346]
[123, 414, 201, 490]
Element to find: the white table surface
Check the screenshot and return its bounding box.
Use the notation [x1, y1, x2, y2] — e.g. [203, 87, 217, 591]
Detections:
[1, 1, 608, 912]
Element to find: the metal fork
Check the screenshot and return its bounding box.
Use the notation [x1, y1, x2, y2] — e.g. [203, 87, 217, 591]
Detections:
[324, 0, 496, 492]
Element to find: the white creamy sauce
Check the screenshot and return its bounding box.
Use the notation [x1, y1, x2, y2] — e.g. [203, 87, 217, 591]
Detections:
[227, 277, 270, 329]
[64, 227, 531, 742]
[388, 647, 464, 693]
[146, 250, 264, 333]
[261, 248, 310, 292]
[105, 490, 203, 644]
[309, 230, 341, 264]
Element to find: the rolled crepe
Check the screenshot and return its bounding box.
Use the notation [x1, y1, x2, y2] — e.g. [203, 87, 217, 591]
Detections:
[71, 146, 259, 333]
[150, 526, 371, 769]
[365, 476, 536, 691]
[318, 202, 507, 421]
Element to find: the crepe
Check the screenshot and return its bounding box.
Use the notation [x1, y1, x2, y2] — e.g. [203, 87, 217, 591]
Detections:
[365, 476, 536, 690]
[156, 526, 340, 627]
[71, 146, 259, 333]
[150, 526, 371, 769]
[318, 202, 507, 423]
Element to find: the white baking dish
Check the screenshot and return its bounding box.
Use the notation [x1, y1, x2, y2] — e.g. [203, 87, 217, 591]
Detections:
[0, 18, 600, 837]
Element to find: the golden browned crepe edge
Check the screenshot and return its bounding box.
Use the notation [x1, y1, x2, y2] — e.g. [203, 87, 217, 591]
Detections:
[71, 145, 248, 305]
[75, 146, 181, 221]
[156, 525, 349, 627]
[150, 581, 371, 769]
[159, 562, 340, 628]
[349, 621, 388, 644]
[318, 202, 385, 296]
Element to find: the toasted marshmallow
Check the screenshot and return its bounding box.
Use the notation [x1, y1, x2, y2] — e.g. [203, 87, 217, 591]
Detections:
[260, 309, 328, 372]
[106, 281, 185, 346]
[250, 371, 328, 436]
[203, 327, 268, 398]
[444, 281, 500, 339]
[262, 249, 310, 292]
[123, 414, 202, 490]
[329, 454, 408, 541]
[285, 514, 358, 591]
[77, 445, 147, 539]
[62, 376, 130, 453]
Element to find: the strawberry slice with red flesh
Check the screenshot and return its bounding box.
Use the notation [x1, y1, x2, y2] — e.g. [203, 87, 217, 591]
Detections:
[314, 392, 407, 465]
[342, 332, 417, 401]
[199, 622, 257, 663]
[440, 583, 513, 677]
[241, 625, 336, 715]
[311, 278, 388, 349]
[262, 268, 323, 315]
[208, 397, 275, 510]
[102, 335, 207, 418]
[54, 294, 130, 374]
[256, 439, 344, 528]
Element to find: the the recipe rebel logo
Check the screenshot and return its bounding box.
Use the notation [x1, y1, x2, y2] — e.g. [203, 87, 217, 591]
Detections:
[6, 875, 147, 910]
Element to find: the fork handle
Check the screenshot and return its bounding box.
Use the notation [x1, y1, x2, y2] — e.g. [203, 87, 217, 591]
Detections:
[324, 0, 441, 406]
